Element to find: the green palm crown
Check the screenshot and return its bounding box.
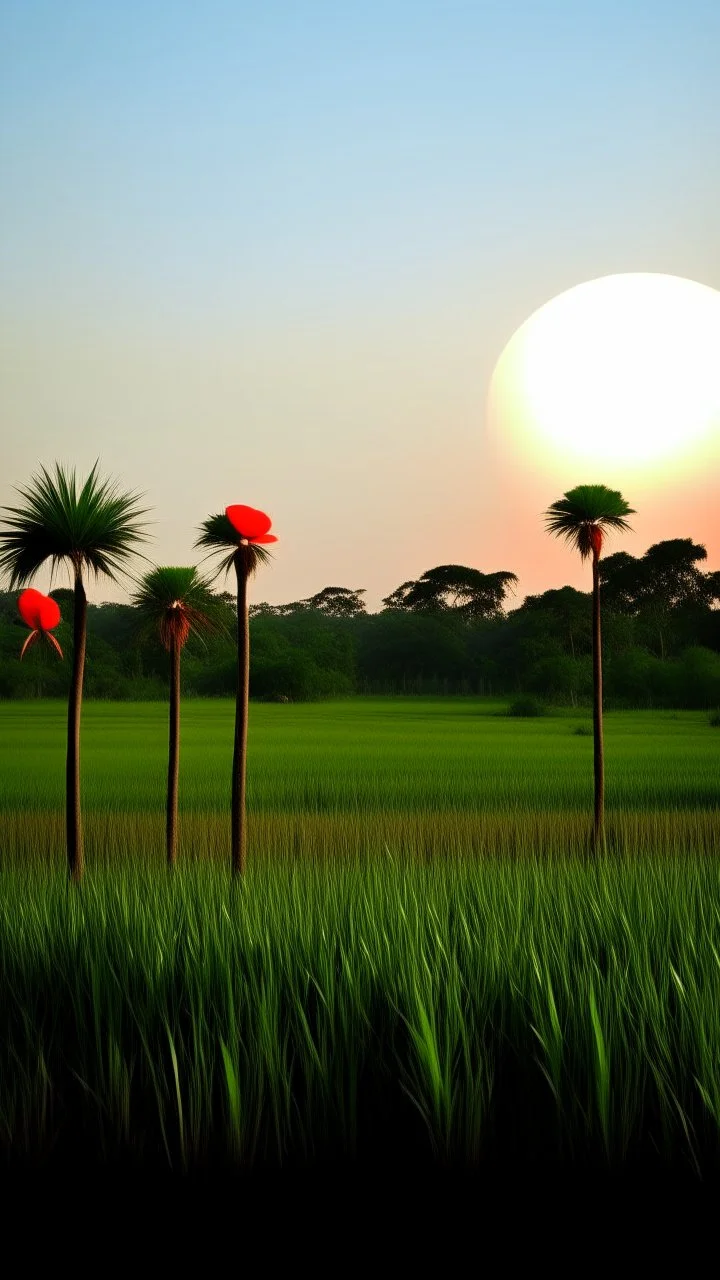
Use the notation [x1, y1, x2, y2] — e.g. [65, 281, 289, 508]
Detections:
[544, 484, 635, 561]
[0, 461, 149, 587]
[131, 565, 226, 651]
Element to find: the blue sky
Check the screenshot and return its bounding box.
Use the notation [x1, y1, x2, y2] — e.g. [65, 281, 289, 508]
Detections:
[1, 1, 718, 606]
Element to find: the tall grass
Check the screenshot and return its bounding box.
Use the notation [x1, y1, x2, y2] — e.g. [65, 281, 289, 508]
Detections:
[1, 806, 718, 869]
[0, 698, 718, 1174]
[1, 856, 720, 1174]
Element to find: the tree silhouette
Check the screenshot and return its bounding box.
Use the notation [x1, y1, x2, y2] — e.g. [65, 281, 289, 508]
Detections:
[303, 586, 367, 617]
[382, 565, 518, 618]
[601, 539, 717, 659]
[250, 586, 367, 619]
[518, 586, 591, 660]
[597, 552, 645, 615]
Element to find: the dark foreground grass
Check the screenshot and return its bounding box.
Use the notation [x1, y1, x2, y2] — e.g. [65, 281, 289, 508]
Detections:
[2, 854, 720, 1181]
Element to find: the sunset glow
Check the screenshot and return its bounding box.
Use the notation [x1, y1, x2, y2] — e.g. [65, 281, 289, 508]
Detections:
[488, 274, 720, 477]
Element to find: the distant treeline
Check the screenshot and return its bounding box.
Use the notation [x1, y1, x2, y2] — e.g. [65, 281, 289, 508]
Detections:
[1, 538, 719, 707]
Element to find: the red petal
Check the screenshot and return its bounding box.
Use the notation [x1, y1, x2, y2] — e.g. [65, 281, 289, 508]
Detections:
[47, 633, 64, 659]
[250, 534, 278, 544]
[39, 596, 61, 631]
[20, 630, 39, 660]
[18, 589, 46, 629]
[225, 505, 273, 539]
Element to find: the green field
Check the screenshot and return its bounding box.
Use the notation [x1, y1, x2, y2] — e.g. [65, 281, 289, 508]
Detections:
[1, 698, 717, 864]
[1, 697, 719, 1177]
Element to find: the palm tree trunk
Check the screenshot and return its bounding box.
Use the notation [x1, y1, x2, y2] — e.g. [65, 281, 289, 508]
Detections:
[166, 636, 181, 869]
[231, 556, 250, 876]
[592, 552, 604, 851]
[66, 566, 87, 881]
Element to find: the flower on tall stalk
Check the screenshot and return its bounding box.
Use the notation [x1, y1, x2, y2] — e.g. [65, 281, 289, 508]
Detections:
[225, 505, 278, 547]
[18, 588, 64, 659]
[195, 503, 277, 876]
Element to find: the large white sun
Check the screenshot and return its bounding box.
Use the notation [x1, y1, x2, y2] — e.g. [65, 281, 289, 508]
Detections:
[487, 273, 720, 475]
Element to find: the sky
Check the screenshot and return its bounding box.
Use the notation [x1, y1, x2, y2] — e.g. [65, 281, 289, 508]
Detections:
[1, 0, 719, 610]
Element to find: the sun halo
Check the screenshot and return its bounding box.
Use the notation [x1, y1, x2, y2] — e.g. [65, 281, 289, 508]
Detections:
[487, 273, 720, 478]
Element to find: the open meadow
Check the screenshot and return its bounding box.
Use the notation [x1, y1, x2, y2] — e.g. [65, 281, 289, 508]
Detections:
[1, 697, 719, 1180]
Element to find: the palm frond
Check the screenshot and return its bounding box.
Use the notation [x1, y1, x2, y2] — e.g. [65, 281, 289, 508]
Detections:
[544, 484, 635, 560]
[131, 565, 228, 651]
[0, 461, 150, 588]
[195, 513, 273, 581]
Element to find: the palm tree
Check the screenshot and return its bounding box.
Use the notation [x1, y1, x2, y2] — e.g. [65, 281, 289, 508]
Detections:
[0, 463, 148, 880]
[195, 505, 277, 876]
[131, 566, 225, 869]
[545, 484, 635, 851]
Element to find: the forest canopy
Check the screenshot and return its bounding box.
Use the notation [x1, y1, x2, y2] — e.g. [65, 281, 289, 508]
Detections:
[1, 538, 718, 708]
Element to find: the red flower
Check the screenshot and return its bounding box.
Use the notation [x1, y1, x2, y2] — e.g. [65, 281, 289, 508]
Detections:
[18, 588, 63, 660]
[225, 505, 278, 544]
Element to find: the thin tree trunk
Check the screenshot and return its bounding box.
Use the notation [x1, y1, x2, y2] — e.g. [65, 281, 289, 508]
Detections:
[592, 553, 604, 851]
[231, 557, 250, 876]
[166, 636, 181, 869]
[66, 566, 87, 881]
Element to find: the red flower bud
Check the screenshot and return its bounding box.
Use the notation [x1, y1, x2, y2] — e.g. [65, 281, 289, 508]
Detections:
[225, 504, 278, 544]
[590, 526, 603, 559]
[17, 589, 63, 659]
[18, 588, 61, 632]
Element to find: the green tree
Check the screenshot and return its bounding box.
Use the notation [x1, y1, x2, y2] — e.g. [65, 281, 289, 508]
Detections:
[599, 551, 645, 614]
[641, 539, 711, 608]
[302, 586, 367, 617]
[545, 484, 635, 851]
[356, 609, 468, 691]
[132, 566, 224, 868]
[196, 504, 276, 876]
[382, 565, 518, 618]
[601, 540, 720, 660]
[517, 586, 591, 659]
[0, 463, 148, 880]
[258, 585, 367, 618]
[639, 540, 712, 660]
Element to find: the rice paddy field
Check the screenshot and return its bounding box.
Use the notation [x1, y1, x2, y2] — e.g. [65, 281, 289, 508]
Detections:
[1, 696, 719, 1182]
